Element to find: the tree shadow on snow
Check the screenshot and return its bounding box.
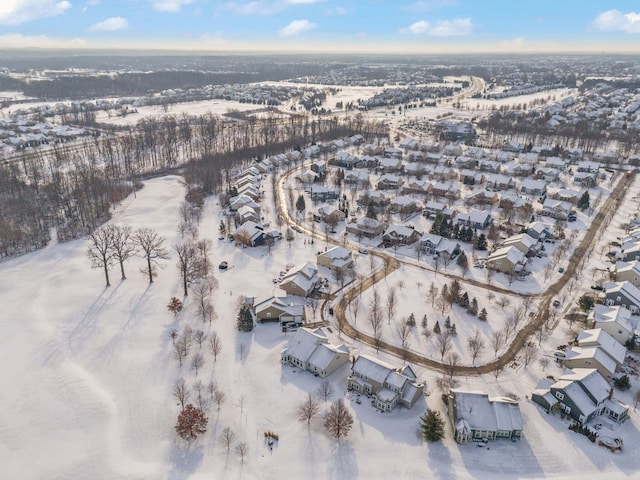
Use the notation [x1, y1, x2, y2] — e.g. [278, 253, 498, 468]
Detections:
[168, 442, 204, 480]
[326, 440, 358, 480]
[426, 440, 460, 480]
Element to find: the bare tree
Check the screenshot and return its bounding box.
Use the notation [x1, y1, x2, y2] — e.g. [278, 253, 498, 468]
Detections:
[491, 330, 505, 356]
[521, 342, 537, 367]
[208, 331, 222, 362]
[87, 225, 115, 286]
[175, 240, 198, 296]
[427, 282, 438, 307]
[350, 294, 361, 325]
[175, 404, 208, 442]
[396, 321, 411, 360]
[316, 380, 334, 403]
[512, 305, 526, 329]
[135, 227, 169, 283]
[386, 287, 397, 325]
[193, 275, 217, 323]
[110, 224, 137, 280]
[539, 358, 550, 372]
[219, 426, 236, 451]
[193, 330, 206, 348]
[213, 388, 226, 411]
[435, 329, 452, 360]
[191, 353, 204, 376]
[466, 329, 486, 365]
[635, 390, 640, 411]
[324, 399, 354, 439]
[173, 328, 192, 366]
[297, 393, 321, 425]
[493, 366, 504, 381]
[497, 296, 511, 311]
[173, 378, 190, 409]
[445, 352, 460, 379]
[235, 442, 249, 462]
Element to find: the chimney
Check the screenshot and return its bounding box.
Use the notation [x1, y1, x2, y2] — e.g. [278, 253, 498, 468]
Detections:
[609, 387, 614, 400]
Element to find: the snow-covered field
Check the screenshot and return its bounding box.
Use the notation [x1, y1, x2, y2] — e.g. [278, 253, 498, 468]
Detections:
[2, 174, 639, 479]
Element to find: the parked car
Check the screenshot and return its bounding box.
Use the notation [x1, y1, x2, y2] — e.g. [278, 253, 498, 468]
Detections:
[553, 299, 561, 307]
[558, 267, 565, 273]
[591, 285, 604, 291]
[358, 248, 369, 255]
[218, 261, 229, 270]
[554, 351, 566, 358]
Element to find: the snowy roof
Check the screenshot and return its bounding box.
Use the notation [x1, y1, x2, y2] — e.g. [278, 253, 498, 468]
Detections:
[451, 390, 523, 433]
[319, 246, 351, 261]
[377, 388, 399, 402]
[605, 281, 640, 307]
[487, 246, 525, 265]
[576, 329, 626, 365]
[590, 305, 634, 332]
[503, 233, 536, 250]
[308, 343, 348, 371]
[284, 328, 328, 362]
[564, 346, 617, 376]
[558, 368, 611, 404]
[385, 371, 408, 390]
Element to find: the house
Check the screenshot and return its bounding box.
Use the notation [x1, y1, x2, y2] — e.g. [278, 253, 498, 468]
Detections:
[346, 217, 386, 238]
[233, 221, 265, 247]
[555, 189, 582, 204]
[344, 171, 369, 186]
[420, 233, 443, 255]
[347, 354, 424, 411]
[315, 205, 346, 224]
[588, 305, 635, 345]
[541, 199, 573, 220]
[384, 147, 403, 159]
[502, 139, 525, 153]
[486, 246, 526, 274]
[235, 205, 259, 224]
[545, 156, 567, 170]
[535, 167, 560, 182]
[424, 201, 456, 220]
[402, 179, 431, 195]
[615, 261, 640, 288]
[457, 209, 492, 230]
[254, 296, 306, 324]
[333, 151, 360, 168]
[317, 246, 353, 273]
[520, 179, 547, 196]
[279, 262, 319, 297]
[229, 194, 260, 212]
[485, 173, 515, 191]
[576, 329, 626, 369]
[379, 157, 404, 173]
[389, 196, 422, 215]
[502, 233, 538, 256]
[561, 346, 618, 380]
[447, 389, 523, 443]
[616, 242, 640, 262]
[604, 281, 640, 314]
[466, 189, 499, 207]
[377, 174, 404, 190]
[382, 225, 422, 246]
[526, 221, 553, 241]
[308, 186, 340, 202]
[280, 327, 350, 377]
[573, 172, 596, 188]
[532, 368, 629, 424]
[360, 190, 389, 207]
[298, 169, 319, 184]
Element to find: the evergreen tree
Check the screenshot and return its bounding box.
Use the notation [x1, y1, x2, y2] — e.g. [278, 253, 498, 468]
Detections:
[430, 213, 443, 235]
[449, 280, 462, 304]
[469, 297, 479, 315]
[366, 200, 377, 219]
[475, 233, 488, 250]
[433, 320, 441, 334]
[296, 194, 306, 214]
[219, 220, 226, 238]
[420, 409, 445, 442]
[450, 324, 457, 336]
[444, 316, 451, 330]
[421, 314, 428, 329]
[478, 307, 488, 321]
[459, 292, 470, 309]
[237, 305, 254, 331]
[578, 191, 590, 211]
[407, 312, 416, 327]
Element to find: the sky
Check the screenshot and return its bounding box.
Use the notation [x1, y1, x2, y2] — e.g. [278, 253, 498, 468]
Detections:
[0, 0, 639, 53]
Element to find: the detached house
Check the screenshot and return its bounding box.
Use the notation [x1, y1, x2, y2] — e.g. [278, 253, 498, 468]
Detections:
[281, 327, 350, 378]
[520, 179, 547, 196]
[382, 225, 422, 246]
[588, 305, 635, 346]
[317, 246, 353, 273]
[541, 199, 572, 220]
[254, 296, 305, 325]
[614, 261, 640, 288]
[346, 217, 386, 238]
[447, 389, 523, 443]
[347, 355, 424, 411]
[457, 209, 492, 230]
[486, 246, 526, 274]
[279, 262, 319, 297]
[377, 174, 403, 190]
[532, 368, 629, 424]
[604, 281, 640, 314]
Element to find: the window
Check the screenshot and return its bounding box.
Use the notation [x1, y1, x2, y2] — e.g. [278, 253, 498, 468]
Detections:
[555, 391, 564, 401]
[565, 406, 571, 414]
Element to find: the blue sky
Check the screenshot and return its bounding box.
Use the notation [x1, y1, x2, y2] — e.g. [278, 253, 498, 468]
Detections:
[0, 0, 639, 52]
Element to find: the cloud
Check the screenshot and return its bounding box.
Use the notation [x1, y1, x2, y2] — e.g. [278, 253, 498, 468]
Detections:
[325, 6, 349, 16]
[593, 9, 640, 34]
[89, 16, 128, 31]
[0, 0, 71, 25]
[400, 17, 473, 36]
[151, 0, 193, 12]
[278, 19, 316, 37]
[498, 37, 525, 50]
[405, 0, 457, 12]
[223, 1, 277, 15]
[0, 33, 86, 48]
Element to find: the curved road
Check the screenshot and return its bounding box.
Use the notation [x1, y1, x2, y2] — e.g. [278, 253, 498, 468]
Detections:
[275, 144, 634, 376]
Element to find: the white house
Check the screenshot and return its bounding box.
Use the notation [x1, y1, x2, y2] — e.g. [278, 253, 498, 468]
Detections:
[589, 305, 635, 345]
[281, 327, 350, 377]
[576, 328, 626, 369]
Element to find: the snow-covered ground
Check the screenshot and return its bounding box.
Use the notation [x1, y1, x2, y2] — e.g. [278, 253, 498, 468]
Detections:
[2, 174, 639, 479]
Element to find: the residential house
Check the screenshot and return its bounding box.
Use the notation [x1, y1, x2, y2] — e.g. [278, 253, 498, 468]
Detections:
[466, 189, 499, 207]
[236, 205, 259, 224]
[447, 389, 523, 443]
[573, 172, 596, 188]
[520, 179, 547, 196]
[420, 233, 443, 255]
[577, 160, 601, 173]
[347, 354, 424, 411]
[555, 189, 582, 204]
[588, 305, 635, 346]
[317, 246, 353, 273]
[532, 368, 629, 424]
[576, 329, 626, 369]
[604, 281, 640, 314]
[424, 201, 456, 219]
[535, 167, 560, 182]
[254, 296, 306, 324]
[502, 233, 538, 256]
[486, 246, 526, 274]
[279, 262, 319, 297]
[346, 217, 386, 238]
[360, 190, 389, 207]
[404, 162, 426, 177]
[382, 225, 422, 246]
[615, 261, 640, 288]
[280, 327, 350, 377]
[234, 221, 265, 247]
[334, 151, 361, 168]
[308, 186, 340, 202]
[314, 205, 346, 224]
[384, 147, 403, 159]
[457, 209, 492, 230]
[344, 171, 370, 186]
[229, 194, 260, 212]
[389, 196, 422, 215]
[377, 174, 404, 190]
[526, 221, 553, 241]
[402, 179, 432, 195]
[298, 169, 319, 184]
[541, 199, 573, 220]
[616, 242, 640, 262]
[379, 157, 404, 173]
[502, 140, 525, 153]
[545, 157, 567, 170]
[561, 346, 618, 380]
[485, 173, 515, 191]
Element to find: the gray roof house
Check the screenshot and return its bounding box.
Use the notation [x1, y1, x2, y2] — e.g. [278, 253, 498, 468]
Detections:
[347, 355, 424, 411]
[604, 281, 640, 314]
[447, 389, 523, 443]
[281, 327, 350, 378]
[588, 305, 635, 346]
